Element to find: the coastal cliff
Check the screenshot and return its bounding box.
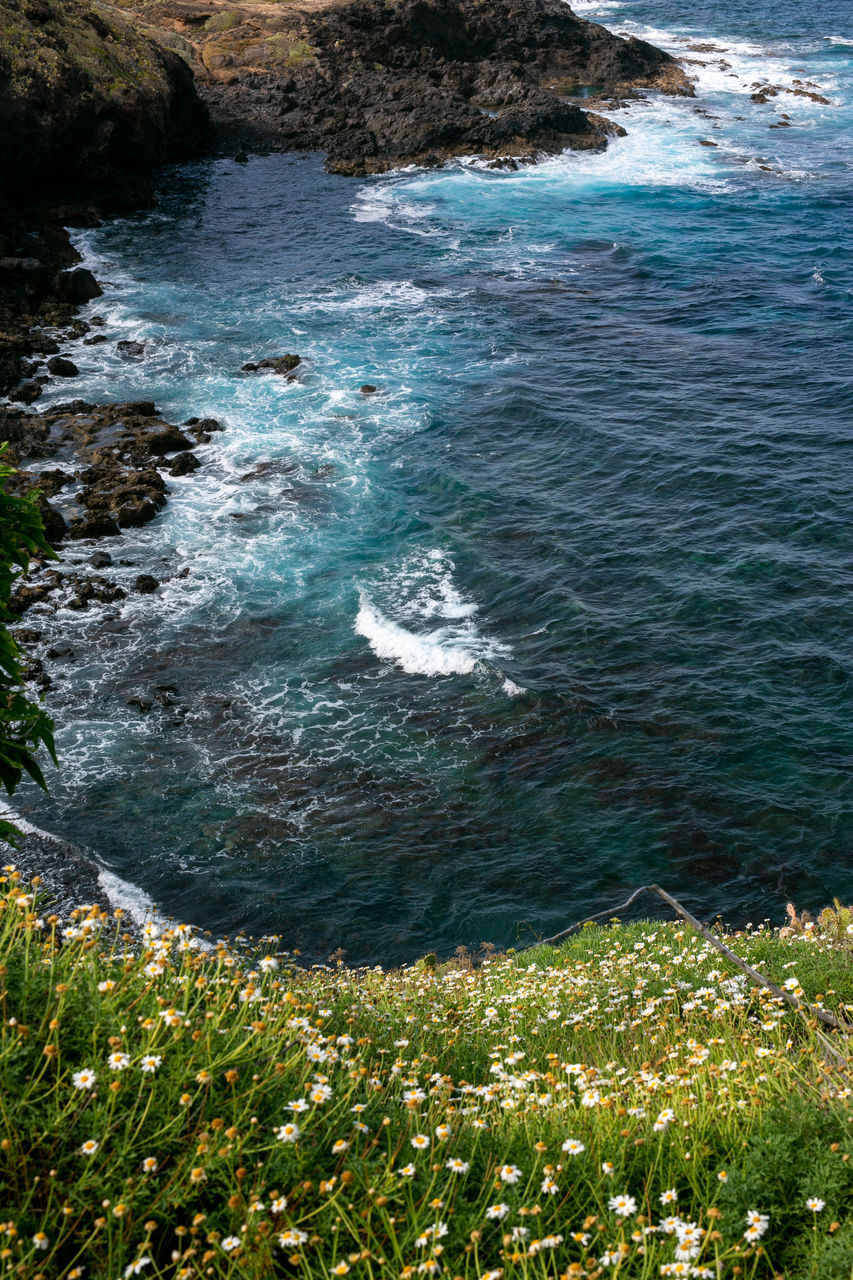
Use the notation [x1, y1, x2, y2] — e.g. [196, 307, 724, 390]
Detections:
[0, 0, 207, 206]
[116, 0, 691, 172]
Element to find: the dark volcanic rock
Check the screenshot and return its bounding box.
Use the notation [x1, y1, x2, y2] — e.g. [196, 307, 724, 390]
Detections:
[194, 0, 691, 173]
[0, 0, 208, 206]
[46, 356, 79, 378]
[169, 452, 201, 477]
[52, 268, 101, 304]
[144, 426, 195, 455]
[242, 355, 301, 375]
[117, 340, 146, 360]
[67, 514, 121, 540]
[135, 574, 160, 595]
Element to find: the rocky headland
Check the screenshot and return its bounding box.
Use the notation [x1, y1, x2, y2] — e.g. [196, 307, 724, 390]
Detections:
[116, 0, 691, 173]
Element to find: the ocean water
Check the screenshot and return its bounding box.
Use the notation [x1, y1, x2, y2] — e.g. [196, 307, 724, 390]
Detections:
[15, 0, 853, 962]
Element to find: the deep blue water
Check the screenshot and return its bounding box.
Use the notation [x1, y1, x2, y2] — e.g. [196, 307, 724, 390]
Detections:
[16, 0, 853, 961]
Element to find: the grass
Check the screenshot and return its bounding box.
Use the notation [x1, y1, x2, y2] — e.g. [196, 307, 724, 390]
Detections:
[2, 870, 853, 1279]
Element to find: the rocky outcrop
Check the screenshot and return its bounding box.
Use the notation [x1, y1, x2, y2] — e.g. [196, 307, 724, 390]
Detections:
[0, 399, 215, 548]
[0, 0, 208, 208]
[126, 0, 691, 173]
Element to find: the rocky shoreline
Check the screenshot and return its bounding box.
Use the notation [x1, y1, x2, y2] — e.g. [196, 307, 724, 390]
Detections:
[0, 0, 691, 877]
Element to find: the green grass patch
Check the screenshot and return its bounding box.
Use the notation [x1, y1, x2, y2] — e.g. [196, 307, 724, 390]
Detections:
[1, 870, 853, 1277]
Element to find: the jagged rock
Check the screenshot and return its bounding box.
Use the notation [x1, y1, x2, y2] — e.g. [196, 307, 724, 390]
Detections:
[46, 356, 79, 377]
[169, 452, 201, 476]
[242, 354, 301, 375]
[135, 574, 159, 594]
[89, 551, 113, 568]
[190, 0, 690, 173]
[52, 268, 101, 304]
[144, 426, 195, 455]
[68, 514, 121, 539]
[117, 340, 146, 359]
[10, 381, 42, 404]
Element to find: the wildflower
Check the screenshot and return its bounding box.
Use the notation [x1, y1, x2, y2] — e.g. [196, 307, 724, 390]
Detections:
[499, 1165, 522, 1184]
[271, 1198, 287, 1213]
[435, 1123, 451, 1140]
[601, 1161, 614, 1175]
[221, 1238, 241, 1253]
[332, 1139, 349, 1154]
[486, 1204, 509, 1220]
[189, 1168, 206, 1183]
[140, 1055, 161, 1073]
[480, 1271, 503, 1280]
[399, 1164, 417, 1177]
[332, 1264, 350, 1277]
[608, 1194, 637, 1218]
[717, 1171, 728, 1183]
[660, 1189, 678, 1204]
[783, 976, 800, 990]
[404, 1089, 426, 1106]
[654, 1108, 675, 1131]
[417, 1261, 440, 1277]
[580, 1088, 601, 1107]
[411, 1134, 430, 1150]
[195, 1070, 211, 1084]
[562, 1138, 585, 1155]
[259, 956, 279, 972]
[98, 980, 115, 993]
[141, 1157, 158, 1174]
[288, 1098, 309, 1112]
[806, 1198, 825, 1212]
[744, 1211, 769, 1242]
[32, 1233, 48, 1250]
[108, 1052, 130, 1071]
[541, 1176, 559, 1195]
[79, 1139, 100, 1156]
[124, 1260, 151, 1277]
[275, 1123, 300, 1143]
[72, 1068, 96, 1090]
[446, 1158, 470, 1173]
[278, 1229, 308, 1248]
[310, 1083, 333, 1104]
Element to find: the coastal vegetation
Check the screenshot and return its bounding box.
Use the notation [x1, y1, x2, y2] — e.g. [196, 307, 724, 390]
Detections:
[0, 458, 55, 846]
[2, 872, 853, 1278]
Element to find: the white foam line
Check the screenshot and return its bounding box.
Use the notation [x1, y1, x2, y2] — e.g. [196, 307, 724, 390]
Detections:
[0, 802, 158, 928]
[356, 595, 480, 676]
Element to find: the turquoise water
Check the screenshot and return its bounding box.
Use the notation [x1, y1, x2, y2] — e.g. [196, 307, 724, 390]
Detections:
[19, 0, 853, 961]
